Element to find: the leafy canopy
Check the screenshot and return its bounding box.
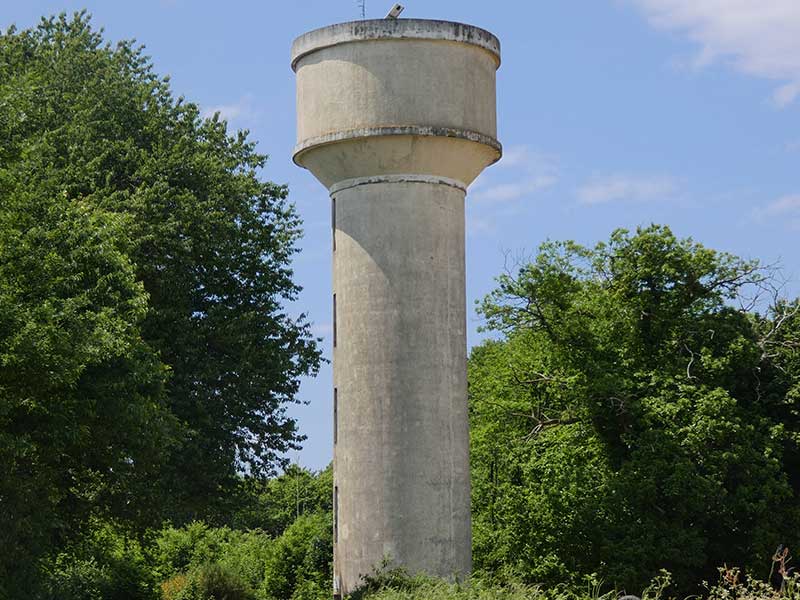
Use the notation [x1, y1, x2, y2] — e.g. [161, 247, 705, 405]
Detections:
[0, 10, 321, 593]
[469, 225, 800, 593]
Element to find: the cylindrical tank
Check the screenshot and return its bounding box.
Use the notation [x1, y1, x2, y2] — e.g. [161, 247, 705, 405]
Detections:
[291, 18, 501, 597]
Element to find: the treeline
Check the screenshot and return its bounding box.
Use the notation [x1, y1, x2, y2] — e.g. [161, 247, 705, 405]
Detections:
[2, 11, 799, 600]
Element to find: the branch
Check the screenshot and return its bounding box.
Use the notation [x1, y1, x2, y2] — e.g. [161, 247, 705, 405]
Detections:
[683, 344, 697, 380]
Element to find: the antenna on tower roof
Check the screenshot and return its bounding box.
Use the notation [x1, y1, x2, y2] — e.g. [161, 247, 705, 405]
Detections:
[385, 3, 404, 19]
[357, 0, 366, 19]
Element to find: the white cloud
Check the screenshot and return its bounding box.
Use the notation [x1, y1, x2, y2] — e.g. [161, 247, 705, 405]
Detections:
[753, 194, 800, 231]
[629, 0, 800, 107]
[202, 93, 257, 122]
[577, 173, 678, 205]
[785, 140, 800, 153]
[756, 194, 800, 217]
[473, 176, 557, 202]
[496, 145, 537, 169]
[471, 145, 558, 202]
[466, 216, 496, 236]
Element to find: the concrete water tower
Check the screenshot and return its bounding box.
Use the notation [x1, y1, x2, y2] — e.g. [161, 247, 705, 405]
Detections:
[291, 15, 501, 597]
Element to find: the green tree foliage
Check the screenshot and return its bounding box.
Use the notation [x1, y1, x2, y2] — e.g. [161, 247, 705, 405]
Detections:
[0, 11, 320, 593]
[152, 510, 332, 600]
[345, 569, 800, 600]
[40, 520, 159, 600]
[234, 463, 333, 535]
[154, 466, 335, 600]
[755, 300, 800, 493]
[155, 522, 271, 597]
[469, 225, 800, 593]
[164, 563, 255, 600]
[260, 511, 332, 600]
[0, 160, 174, 590]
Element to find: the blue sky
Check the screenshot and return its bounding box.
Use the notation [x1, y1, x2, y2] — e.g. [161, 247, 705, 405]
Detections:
[5, 1, 799, 471]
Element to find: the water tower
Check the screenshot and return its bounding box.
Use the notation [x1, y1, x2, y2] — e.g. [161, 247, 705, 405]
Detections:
[291, 16, 501, 596]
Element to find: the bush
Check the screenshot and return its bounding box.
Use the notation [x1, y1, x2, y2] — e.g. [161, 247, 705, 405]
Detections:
[705, 567, 800, 600]
[161, 575, 190, 600]
[154, 523, 236, 580]
[351, 569, 669, 600]
[260, 512, 332, 600]
[162, 563, 254, 600]
[153, 517, 331, 600]
[289, 579, 331, 600]
[39, 520, 158, 600]
[350, 574, 567, 600]
[40, 555, 111, 600]
[347, 564, 432, 600]
[215, 531, 273, 592]
[154, 522, 276, 598]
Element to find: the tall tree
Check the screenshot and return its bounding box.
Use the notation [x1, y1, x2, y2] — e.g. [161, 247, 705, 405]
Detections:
[469, 225, 800, 593]
[0, 187, 175, 592]
[0, 10, 320, 589]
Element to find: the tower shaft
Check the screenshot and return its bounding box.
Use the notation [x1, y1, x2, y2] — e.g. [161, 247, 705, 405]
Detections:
[332, 176, 470, 590]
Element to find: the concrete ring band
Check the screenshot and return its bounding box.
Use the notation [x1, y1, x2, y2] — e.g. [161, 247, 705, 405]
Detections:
[328, 174, 469, 196]
[292, 126, 503, 168]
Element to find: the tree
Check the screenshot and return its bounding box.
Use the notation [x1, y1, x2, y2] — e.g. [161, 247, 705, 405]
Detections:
[0, 189, 174, 593]
[233, 463, 333, 536]
[469, 225, 800, 593]
[0, 11, 320, 591]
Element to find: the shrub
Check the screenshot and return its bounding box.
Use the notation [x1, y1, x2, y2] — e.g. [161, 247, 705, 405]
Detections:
[350, 576, 554, 600]
[154, 523, 232, 580]
[289, 579, 330, 600]
[260, 512, 332, 600]
[39, 520, 159, 600]
[215, 531, 273, 592]
[162, 563, 254, 600]
[161, 574, 189, 600]
[154, 522, 278, 598]
[345, 561, 433, 600]
[706, 568, 800, 600]
[40, 555, 110, 600]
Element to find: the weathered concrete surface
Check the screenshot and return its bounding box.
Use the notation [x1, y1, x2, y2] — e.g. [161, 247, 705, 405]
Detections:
[293, 39, 497, 150]
[291, 18, 501, 597]
[333, 179, 471, 591]
[291, 19, 500, 71]
[296, 134, 499, 190]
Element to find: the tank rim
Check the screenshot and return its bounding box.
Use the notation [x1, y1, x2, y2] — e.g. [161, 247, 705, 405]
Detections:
[291, 18, 501, 71]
